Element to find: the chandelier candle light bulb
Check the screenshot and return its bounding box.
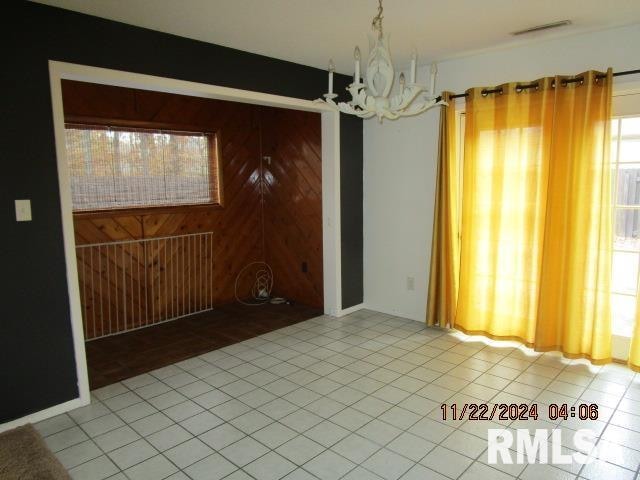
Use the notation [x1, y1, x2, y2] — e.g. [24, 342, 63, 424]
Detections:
[316, 0, 445, 121]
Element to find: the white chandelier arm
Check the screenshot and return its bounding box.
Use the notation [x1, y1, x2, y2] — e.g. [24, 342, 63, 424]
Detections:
[315, 96, 376, 119]
[390, 85, 426, 111]
[347, 84, 369, 110]
[398, 97, 447, 117]
[381, 110, 401, 120]
[337, 102, 377, 118]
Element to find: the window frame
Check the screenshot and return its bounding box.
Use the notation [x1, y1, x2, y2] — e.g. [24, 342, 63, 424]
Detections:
[611, 87, 640, 342]
[65, 117, 224, 217]
[610, 115, 640, 338]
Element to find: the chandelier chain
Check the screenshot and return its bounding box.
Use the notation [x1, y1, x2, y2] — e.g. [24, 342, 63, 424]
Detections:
[371, 0, 384, 38]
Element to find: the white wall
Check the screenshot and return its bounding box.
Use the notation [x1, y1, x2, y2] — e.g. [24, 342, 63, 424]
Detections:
[364, 23, 640, 321]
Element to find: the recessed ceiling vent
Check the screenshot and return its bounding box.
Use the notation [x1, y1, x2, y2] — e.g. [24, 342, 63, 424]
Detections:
[511, 20, 572, 36]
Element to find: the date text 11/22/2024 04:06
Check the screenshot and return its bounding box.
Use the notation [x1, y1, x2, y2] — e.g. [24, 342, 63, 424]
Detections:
[440, 402, 599, 421]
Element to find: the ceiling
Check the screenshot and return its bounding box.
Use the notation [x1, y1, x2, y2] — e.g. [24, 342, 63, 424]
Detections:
[31, 0, 640, 74]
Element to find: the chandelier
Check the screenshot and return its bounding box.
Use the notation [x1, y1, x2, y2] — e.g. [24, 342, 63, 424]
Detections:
[316, 0, 444, 121]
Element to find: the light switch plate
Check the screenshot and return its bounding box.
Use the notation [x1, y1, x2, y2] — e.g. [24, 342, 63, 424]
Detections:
[15, 199, 32, 222]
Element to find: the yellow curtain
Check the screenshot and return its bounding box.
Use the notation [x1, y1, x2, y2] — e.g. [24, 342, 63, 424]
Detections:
[632, 259, 640, 369]
[453, 70, 613, 363]
[631, 317, 640, 371]
[427, 92, 460, 327]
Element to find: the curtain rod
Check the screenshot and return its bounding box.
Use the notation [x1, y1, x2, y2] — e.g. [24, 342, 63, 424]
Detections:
[442, 68, 640, 100]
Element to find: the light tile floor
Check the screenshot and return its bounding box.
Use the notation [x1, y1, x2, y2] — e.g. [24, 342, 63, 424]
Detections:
[36, 310, 640, 480]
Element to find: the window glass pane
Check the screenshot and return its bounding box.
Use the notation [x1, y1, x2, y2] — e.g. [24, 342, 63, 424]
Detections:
[614, 208, 640, 251]
[616, 163, 640, 206]
[619, 138, 640, 162]
[611, 118, 619, 136]
[164, 134, 211, 204]
[612, 251, 639, 295]
[610, 116, 640, 340]
[621, 117, 640, 137]
[611, 293, 636, 337]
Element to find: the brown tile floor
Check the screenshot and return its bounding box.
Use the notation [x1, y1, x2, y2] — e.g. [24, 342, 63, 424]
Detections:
[85, 303, 323, 389]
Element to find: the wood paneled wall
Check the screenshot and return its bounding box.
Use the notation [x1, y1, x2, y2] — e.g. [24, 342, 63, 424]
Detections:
[261, 107, 323, 308]
[63, 81, 322, 338]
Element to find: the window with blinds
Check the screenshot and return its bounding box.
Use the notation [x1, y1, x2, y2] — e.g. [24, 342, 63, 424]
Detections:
[64, 125, 221, 211]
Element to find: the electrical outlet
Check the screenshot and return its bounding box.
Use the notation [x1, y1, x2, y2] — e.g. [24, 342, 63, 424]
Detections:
[406, 276, 415, 291]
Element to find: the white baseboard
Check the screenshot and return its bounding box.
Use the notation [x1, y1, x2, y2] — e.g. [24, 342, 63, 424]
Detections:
[336, 302, 366, 317]
[0, 396, 89, 434]
[361, 303, 424, 323]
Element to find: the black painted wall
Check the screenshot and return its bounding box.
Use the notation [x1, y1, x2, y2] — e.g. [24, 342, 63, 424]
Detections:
[1, 1, 363, 423]
[340, 114, 364, 309]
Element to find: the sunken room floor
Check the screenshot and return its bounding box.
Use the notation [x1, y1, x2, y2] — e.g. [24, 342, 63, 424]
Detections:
[86, 304, 323, 389]
[38, 310, 640, 480]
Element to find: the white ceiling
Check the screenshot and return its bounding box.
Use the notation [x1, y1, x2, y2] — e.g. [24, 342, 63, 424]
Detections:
[31, 0, 640, 74]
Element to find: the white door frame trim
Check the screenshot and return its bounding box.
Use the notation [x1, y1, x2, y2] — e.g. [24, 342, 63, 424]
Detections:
[611, 80, 640, 362]
[0, 60, 344, 432]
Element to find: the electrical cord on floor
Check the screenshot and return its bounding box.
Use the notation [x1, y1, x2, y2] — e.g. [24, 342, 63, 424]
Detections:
[234, 261, 286, 306]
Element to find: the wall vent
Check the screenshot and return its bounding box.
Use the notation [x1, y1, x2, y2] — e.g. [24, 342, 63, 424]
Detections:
[511, 20, 572, 36]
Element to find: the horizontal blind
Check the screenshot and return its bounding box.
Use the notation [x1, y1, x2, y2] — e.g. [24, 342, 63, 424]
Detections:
[65, 125, 219, 211]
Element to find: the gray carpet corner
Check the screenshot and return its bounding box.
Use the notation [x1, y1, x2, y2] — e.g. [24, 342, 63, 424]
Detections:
[0, 424, 71, 479]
